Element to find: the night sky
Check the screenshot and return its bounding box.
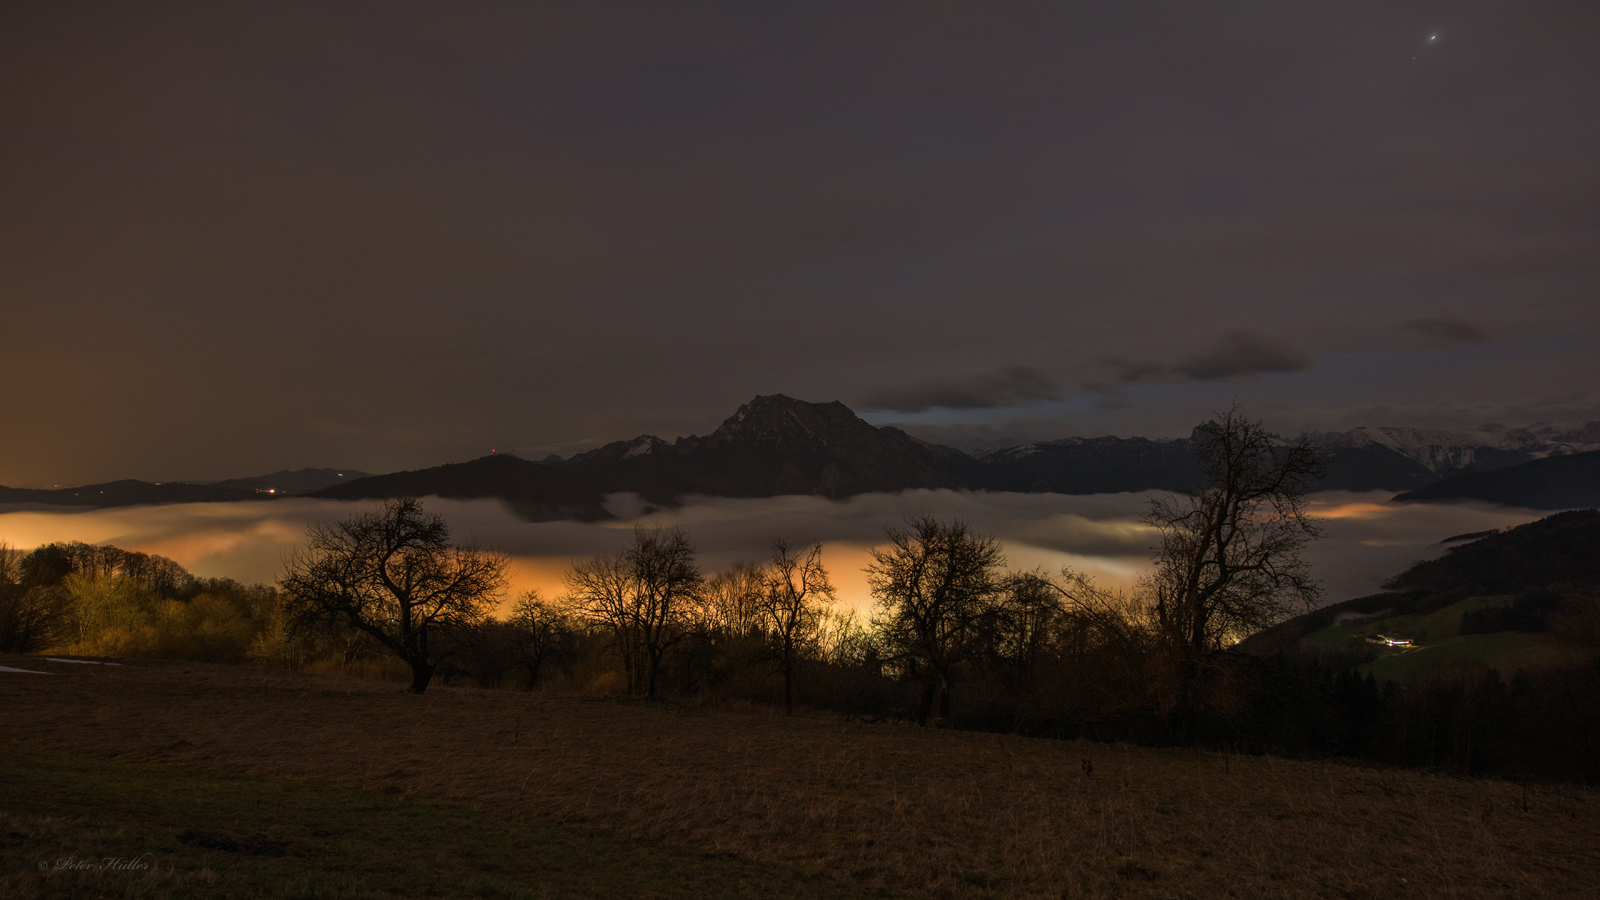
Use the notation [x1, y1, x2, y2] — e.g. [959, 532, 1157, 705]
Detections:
[4, 2, 1597, 487]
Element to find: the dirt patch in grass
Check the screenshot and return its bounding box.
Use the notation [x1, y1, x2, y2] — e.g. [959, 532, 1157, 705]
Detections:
[4, 653, 1599, 898]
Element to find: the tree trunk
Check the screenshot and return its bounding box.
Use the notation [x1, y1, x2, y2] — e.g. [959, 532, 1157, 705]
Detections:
[783, 657, 794, 717]
[407, 658, 435, 694]
[1170, 654, 1199, 744]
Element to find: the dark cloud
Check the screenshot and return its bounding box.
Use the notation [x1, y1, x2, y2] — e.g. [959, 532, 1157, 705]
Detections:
[1111, 330, 1312, 386]
[0, 3, 1597, 485]
[1403, 317, 1490, 345]
[1175, 330, 1313, 381]
[860, 367, 1060, 413]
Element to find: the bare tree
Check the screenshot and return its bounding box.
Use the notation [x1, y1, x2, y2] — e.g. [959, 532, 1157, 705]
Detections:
[990, 570, 1067, 684]
[757, 539, 837, 715]
[867, 517, 1006, 725]
[279, 498, 508, 693]
[566, 526, 702, 698]
[505, 590, 576, 689]
[564, 552, 637, 688]
[814, 606, 872, 667]
[1051, 569, 1164, 716]
[700, 561, 767, 636]
[1144, 405, 1322, 728]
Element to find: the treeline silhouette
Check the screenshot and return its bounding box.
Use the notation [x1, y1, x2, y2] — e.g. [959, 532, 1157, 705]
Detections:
[4, 514, 1598, 783]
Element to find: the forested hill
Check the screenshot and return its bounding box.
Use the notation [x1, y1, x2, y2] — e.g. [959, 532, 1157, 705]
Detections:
[313, 454, 615, 522]
[0, 468, 371, 510]
[1238, 509, 1600, 655]
[1382, 508, 1600, 597]
[0, 480, 269, 507]
[1392, 450, 1600, 509]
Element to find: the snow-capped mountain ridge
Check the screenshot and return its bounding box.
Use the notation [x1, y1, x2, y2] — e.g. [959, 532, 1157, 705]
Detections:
[1329, 423, 1600, 474]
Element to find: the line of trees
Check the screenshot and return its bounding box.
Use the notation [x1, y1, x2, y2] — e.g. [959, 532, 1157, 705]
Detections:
[0, 540, 277, 662]
[266, 501, 860, 705]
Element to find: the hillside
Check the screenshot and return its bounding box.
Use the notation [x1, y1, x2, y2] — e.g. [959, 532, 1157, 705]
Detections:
[314, 453, 612, 521]
[0, 469, 369, 508]
[1392, 449, 1600, 509]
[209, 467, 371, 494]
[1383, 508, 1600, 595]
[5, 658, 1597, 899]
[966, 435, 1200, 493]
[1238, 510, 1600, 674]
[0, 479, 270, 508]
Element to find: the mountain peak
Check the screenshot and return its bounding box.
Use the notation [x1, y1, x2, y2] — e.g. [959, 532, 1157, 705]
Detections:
[709, 395, 866, 449]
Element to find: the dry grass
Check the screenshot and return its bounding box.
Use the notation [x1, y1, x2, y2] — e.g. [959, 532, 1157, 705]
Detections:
[4, 654, 1598, 899]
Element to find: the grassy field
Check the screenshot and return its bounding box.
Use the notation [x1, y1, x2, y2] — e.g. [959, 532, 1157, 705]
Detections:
[1300, 595, 1518, 653]
[4, 654, 1599, 899]
[1359, 632, 1567, 683]
[1297, 595, 1597, 681]
[1, 742, 868, 899]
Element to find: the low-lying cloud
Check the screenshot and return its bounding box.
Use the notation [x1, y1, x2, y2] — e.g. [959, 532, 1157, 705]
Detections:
[0, 490, 1553, 617]
[1402, 317, 1491, 346]
[860, 367, 1061, 414]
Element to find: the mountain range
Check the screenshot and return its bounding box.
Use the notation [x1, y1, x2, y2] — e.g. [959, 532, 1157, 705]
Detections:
[4, 397, 1597, 517]
[0, 468, 369, 508]
[205, 468, 372, 494]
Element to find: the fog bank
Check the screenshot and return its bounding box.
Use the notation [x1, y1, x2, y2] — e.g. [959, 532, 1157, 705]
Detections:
[0, 491, 1553, 616]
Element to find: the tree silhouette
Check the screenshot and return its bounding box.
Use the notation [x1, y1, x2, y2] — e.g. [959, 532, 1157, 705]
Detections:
[867, 517, 1005, 725]
[279, 498, 507, 693]
[566, 526, 701, 698]
[505, 590, 577, 690]
[757, 539, 836, 715]
[1143, 405, 1321, 732]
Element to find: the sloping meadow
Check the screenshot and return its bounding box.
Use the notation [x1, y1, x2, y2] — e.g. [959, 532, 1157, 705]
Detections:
[5, 656, 1597, 899]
